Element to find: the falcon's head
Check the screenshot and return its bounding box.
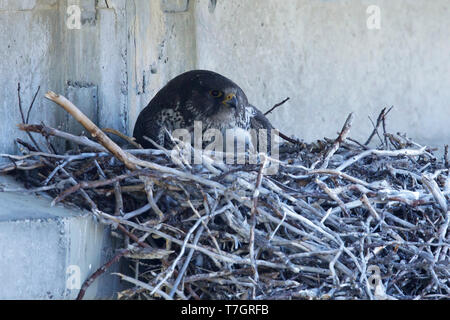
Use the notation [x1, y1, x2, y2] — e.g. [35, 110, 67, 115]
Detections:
[169, 70, 249, 124]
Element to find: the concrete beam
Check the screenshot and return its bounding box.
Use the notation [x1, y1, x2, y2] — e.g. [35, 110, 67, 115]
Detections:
[0, 175, 123, 299]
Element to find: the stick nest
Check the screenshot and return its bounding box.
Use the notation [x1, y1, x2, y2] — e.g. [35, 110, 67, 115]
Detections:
[1, 93, 449, 300]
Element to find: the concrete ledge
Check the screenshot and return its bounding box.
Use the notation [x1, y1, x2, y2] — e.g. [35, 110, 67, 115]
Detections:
[0, 175, 122, 299]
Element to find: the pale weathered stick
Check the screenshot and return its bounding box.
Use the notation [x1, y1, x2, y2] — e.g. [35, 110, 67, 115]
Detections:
[45, 91, 138, 170]
[336, 147, 427, 172]
[46, 92, 230, 190]
[7, 97, 449, 300]
[103, 128, 142, 149]
[320, 112, 354, 169]
[421, 173, 448, 215]
[18, 123, 108, 152]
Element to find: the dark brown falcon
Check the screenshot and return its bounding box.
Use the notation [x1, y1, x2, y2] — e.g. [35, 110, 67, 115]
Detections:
[132, 70, 274, 150]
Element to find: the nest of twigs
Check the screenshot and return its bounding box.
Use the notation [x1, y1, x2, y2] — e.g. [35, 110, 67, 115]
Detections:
[1, 90, 449, 300]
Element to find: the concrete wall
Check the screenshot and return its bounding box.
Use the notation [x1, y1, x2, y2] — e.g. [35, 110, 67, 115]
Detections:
[0, 0, 61, 159]
[0, 175, 121, 299]
[0, 0, 195, 160]
[1, 0, 449, 300]
[194, 0, 450, 149]
[1, 0, 448, 156]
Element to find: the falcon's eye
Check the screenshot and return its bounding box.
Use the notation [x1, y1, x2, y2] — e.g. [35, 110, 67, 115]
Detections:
[209, 90, 223, 98]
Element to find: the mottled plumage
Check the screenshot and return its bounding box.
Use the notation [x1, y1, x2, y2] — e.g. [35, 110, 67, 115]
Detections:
[133, 70, 274, 151]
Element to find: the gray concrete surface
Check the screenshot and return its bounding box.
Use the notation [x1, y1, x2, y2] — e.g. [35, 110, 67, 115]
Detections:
[0, 175, 122, 299]
[1, 0, 448, 160]
[0, 0, 449, 299]
[194, 0, 450, 150]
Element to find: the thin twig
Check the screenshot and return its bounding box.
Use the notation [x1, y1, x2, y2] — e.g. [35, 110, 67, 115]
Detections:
[264, 97, 290, 116]
[77, 249, 130, 300]
[319, 112, 354, 169]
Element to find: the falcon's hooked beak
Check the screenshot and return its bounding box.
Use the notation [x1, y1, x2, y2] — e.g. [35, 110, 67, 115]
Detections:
[222, 93, 238, 109]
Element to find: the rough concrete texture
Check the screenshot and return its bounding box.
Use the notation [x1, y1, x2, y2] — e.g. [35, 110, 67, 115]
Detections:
[1, 0, 449, 299]
[1, 0, 448, 160]
[0, 0, 191, 299]
[0, 0, 62, 162]
[0, 175, 121, 299]
[194, 0, 450, 149]
[0, 0, 197, 160]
